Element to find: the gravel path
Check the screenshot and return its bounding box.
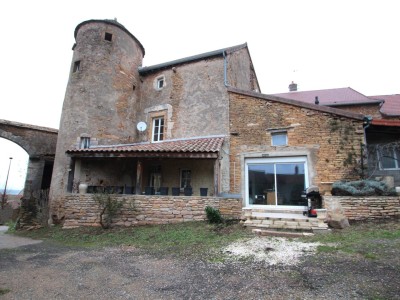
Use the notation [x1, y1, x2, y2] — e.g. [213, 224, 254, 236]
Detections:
[1, 231, 399, 299]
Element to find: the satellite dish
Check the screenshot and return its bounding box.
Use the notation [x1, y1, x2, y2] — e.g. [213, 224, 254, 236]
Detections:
[137, 121, 147, 132]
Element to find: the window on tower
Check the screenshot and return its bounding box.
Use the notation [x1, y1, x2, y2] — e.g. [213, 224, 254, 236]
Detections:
[73, 60, 81, 73]
[105, 32, 113, 42]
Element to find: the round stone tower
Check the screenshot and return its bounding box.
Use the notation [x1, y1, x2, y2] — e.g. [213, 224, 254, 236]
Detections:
[49, 19, 145, 222]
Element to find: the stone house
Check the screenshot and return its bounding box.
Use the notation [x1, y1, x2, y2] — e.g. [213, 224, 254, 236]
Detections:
[49, 19, 372, 225]
[275, 87, 400, 186]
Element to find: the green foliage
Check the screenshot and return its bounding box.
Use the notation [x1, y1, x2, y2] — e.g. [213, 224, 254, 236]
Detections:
[302, 221, 400, 260]
[0, 288, 11, 295]
[331, 180, 396, 196]
[204, 206, 223, 224]
[93, 193, 124, 229]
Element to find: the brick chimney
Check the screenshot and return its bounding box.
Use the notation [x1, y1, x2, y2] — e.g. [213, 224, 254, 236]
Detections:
[289, 81, 297, 92]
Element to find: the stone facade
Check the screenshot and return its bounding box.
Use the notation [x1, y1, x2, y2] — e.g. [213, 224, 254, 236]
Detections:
[336, 104, 381, 119]
[62, 194, 242, 228]
[324, 196, 400, 220]
[49, 20, 259, 223]
[228, 88, 365, 195]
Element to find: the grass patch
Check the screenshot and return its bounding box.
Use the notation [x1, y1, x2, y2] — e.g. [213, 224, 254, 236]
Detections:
[0, 288, 11, 295]
[302, 220, 400, 260]
[13, 221, 252, 257]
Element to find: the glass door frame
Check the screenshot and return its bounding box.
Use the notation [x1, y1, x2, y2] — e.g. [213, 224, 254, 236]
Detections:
[244, 156, 309, 209]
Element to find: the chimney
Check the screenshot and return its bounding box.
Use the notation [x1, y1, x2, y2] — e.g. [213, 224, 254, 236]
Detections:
[289, 81, 297, 92]
[315, 96, 319, 105]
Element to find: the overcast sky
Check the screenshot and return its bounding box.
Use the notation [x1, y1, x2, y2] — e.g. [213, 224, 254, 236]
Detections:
[0, 0, 399, 191]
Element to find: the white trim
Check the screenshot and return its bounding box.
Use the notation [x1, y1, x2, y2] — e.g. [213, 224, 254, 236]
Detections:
[152, 117, 164, 142]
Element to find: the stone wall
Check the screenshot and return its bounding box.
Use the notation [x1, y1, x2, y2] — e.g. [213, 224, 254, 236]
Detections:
[62, 194, 242, 228]
[324, 196, 400, 220]
[228, 90, 365, 194]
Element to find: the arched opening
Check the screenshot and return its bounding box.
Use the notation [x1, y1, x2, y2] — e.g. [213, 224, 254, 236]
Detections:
[0, 138, 29, 195]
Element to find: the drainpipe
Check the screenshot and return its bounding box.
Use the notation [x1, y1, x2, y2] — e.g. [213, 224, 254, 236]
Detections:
[362, 116, 373, 178]
[223, 51, 230, 87]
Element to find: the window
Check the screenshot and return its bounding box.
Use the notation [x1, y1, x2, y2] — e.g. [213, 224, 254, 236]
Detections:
[378, 146, 400, 169]
[155, 76, 165, 90]
[105, 32, 113, 42]
[271, 132, 287, 146]
[180, 169, 191, 189]
[152, 117, 164, 142]
[157, 77, 164, 89]
[73, 60, 80, 73]
[80, 137, 90, 149]
[245, 157, 308, 207]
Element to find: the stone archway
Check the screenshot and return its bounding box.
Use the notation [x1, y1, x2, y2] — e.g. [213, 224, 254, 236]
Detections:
[0, 119, 58, 226]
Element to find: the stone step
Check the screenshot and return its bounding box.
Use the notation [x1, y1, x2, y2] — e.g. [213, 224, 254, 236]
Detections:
[244, 218, 329, 233]
[252, 228, 315, 238]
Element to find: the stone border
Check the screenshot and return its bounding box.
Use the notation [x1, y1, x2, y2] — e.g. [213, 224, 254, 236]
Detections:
[324, 196, 400, 221]
[62, 194, 242, 228]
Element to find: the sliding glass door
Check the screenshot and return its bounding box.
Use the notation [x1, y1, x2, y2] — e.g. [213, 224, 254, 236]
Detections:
[246, 157, 308, 207]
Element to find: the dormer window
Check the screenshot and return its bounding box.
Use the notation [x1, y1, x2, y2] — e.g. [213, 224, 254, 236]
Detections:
[80, 137, 90, 149]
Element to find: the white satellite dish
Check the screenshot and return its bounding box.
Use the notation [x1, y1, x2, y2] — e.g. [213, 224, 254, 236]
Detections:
[137, 121, 147, 132]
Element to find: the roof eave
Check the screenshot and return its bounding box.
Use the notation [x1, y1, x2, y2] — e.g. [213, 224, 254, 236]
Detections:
[138, 43, 247, 75]
[228, 87, 365, 121]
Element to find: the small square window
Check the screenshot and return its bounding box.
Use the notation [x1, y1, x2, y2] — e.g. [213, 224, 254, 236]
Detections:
[271, 132, 287, 146]
[157, 77, 164, 89]
[105, 32, 113, 42]
[80, 137, 90, 149]
[73, 60, 80, 73]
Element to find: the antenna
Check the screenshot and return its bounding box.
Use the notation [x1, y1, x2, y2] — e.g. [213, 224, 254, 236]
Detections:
[136, 121, 147, 132]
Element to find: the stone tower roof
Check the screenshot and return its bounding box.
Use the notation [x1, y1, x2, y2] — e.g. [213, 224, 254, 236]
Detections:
[74, 19, 145, 56]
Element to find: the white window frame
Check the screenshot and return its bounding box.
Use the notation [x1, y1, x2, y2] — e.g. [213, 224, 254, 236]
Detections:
[244, 156, 309, 209]
[80, 137, 90, 149]
[271, 131, 288, 146]
[155, 76, 165, 90]
[180, 169, 192, 189]
[152, 117, 164, 142]
[378, 147, 400, 170]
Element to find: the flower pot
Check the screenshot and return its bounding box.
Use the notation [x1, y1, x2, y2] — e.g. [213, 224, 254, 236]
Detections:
[172, 187, 180, 196]
[78, 183, 88, 194]
[200, 188, 208, 196]
[184, 187, 193, 196]
[159, 187, 169, 195]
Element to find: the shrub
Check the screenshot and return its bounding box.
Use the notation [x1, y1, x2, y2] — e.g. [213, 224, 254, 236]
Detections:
[93, 193, 123, 229]
[205, 206, 223, 224]
[331, 180, 396, 196]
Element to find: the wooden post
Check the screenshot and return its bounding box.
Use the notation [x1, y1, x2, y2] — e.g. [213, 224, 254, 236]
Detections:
[214, 157, 220, 196]
[135, 160, 143, 195]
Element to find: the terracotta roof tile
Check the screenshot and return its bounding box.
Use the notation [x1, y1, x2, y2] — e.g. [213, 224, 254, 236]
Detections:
[274, 87, 381, 106]
[66, 136, 225, 154]
[369, 94, 400, 116]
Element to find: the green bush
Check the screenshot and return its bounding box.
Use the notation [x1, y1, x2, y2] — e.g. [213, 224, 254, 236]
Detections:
[205, 206, 223, 224]
[331, 180, 396, 196]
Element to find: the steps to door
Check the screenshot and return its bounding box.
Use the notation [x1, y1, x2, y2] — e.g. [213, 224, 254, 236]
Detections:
[242, 208, 329, 234]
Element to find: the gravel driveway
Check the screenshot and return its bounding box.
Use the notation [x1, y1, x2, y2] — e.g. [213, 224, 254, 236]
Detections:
[1, 228, 399, 299]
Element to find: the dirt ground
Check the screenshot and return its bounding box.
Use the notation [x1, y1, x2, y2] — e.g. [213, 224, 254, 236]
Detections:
[1, 226, 399, 299]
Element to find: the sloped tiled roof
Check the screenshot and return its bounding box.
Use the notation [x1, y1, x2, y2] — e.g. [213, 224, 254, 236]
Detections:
[369, 94, 400, 116]
[66, 136, 224, 155]
[139, 43, 247, 75]
[228, 87, 365, 120]
[274, 87, 382, 106]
